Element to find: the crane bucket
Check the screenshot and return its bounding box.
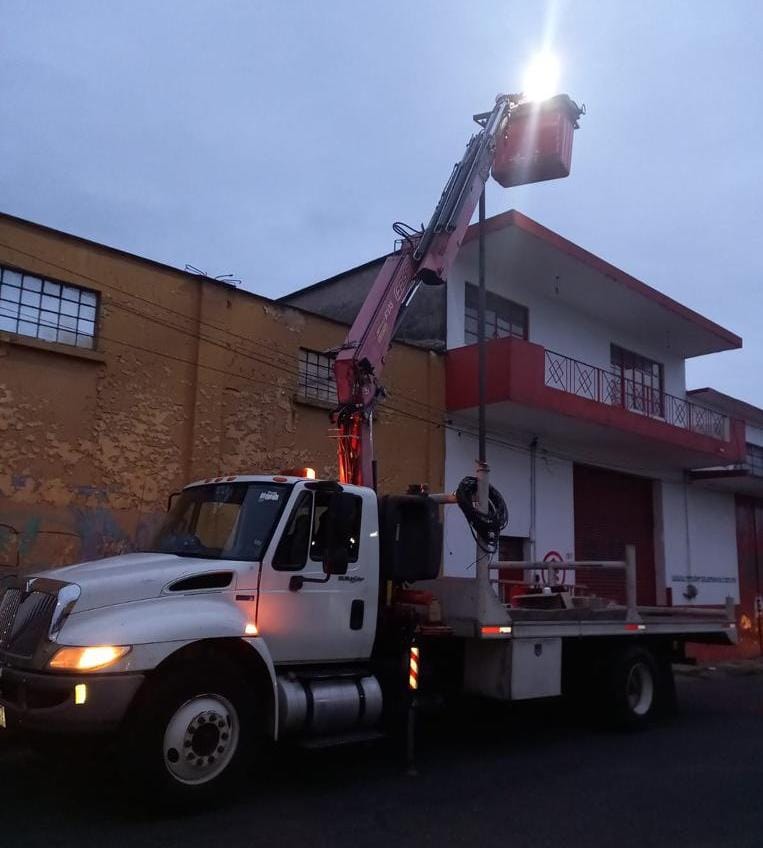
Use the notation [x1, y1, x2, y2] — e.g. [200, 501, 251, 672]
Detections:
[492, 94, 583, 188]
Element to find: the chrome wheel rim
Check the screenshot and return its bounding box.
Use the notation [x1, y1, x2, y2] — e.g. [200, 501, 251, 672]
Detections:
[626, 662, 654, 716]
[163, 694, 239, 785]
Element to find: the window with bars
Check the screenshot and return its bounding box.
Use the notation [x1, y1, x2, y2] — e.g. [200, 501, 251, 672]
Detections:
[0, 265, 98, 350]
[748, 444, 763, 477]
[464, 283, 528, 345]
[610, 344, 664, 417]
[298, 348, 337, 404]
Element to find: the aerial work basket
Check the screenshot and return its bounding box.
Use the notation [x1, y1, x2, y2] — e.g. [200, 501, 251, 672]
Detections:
[492, 94, 583, 188]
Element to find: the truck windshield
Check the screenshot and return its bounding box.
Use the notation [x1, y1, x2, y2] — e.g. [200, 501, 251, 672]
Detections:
[146, 482, 291, 560]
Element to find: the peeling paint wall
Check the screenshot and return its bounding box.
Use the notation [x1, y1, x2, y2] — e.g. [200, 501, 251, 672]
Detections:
[0, 215, 445, 572]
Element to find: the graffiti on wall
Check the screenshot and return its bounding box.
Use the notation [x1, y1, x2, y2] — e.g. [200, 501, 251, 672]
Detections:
[0, 507, 165, 572]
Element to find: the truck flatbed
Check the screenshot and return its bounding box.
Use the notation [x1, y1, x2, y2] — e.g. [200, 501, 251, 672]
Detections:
[422, 548, 737, 648]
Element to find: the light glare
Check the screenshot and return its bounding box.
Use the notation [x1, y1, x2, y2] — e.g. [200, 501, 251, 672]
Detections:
[522, 51, 561, 103]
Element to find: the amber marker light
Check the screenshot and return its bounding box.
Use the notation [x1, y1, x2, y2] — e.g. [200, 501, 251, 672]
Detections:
[279, 467, 317, 479]
[481, 625, 512, 636]
[244, 622, 258, 636]
[49, 645, 131, 671]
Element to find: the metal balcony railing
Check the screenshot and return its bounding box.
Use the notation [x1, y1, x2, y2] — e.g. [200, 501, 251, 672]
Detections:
[544, 349, 730, 441]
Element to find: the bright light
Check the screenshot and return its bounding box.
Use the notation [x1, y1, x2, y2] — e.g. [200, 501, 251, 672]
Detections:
[278, 467, 316, 479]
[49, 645, 131, 671]
[244, 622, 258, 636]
[74, 684, 88, 705]
[521, 51, 561, 103]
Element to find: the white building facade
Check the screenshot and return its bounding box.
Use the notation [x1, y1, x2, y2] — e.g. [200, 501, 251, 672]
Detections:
[441, 211, 759, 648]
[284, 209, 763, 656]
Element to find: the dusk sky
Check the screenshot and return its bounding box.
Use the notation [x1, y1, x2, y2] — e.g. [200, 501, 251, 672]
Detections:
[2, 1, 762, 403]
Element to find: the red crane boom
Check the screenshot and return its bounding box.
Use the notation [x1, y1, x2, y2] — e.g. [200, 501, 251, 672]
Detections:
[333, 94, 513, 487]
[333, 92, 581, 486]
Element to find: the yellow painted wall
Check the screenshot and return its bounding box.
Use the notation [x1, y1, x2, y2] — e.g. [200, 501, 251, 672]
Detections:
[0, 214, 444, 571]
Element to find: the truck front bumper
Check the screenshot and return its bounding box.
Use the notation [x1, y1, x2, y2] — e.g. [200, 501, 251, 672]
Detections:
[0, 664, 145, 734]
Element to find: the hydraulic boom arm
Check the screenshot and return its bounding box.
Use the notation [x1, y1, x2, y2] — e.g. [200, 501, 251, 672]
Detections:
[333, 94, 515, 486]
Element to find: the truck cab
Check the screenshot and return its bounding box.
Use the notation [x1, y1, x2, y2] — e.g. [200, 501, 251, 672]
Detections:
[0, 473, 402, 801]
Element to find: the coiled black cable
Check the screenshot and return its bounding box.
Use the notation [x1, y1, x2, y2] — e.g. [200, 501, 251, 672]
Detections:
[455, 476, 509, 553]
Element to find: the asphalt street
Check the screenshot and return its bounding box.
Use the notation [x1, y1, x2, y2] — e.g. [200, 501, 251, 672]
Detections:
[1, 669, 762, 848]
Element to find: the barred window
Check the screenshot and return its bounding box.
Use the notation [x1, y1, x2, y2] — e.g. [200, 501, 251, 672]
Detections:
[298, 348, 336, 404]
[0, 265, 98, 350]
[748, 444, 763, 477]
[610, 344, 664, 417]
[464, 283, 528, 345]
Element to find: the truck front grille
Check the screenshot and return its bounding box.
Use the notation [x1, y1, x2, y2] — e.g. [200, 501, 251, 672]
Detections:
[0, 588, 56, 657]
[0, 589, 22, 648]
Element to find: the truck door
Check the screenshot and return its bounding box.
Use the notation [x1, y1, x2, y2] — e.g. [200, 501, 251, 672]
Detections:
[256, 486, 377, 664]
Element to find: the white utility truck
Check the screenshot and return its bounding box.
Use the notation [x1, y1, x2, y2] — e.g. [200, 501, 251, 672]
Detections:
[0, 90, 738, 803]
[0, 472, 737, 802]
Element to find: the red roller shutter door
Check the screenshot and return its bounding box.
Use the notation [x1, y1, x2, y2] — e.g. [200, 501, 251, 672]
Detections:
[734, 496, 763, 656]
[573, 464, 656, 606]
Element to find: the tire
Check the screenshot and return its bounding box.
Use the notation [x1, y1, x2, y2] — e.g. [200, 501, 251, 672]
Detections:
[119, 655, 258, 806]
[606, 646, 659, 730]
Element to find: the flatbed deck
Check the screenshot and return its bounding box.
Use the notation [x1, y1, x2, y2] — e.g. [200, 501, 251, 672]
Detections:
[506, 604, 736, 642]
[422, 548, 738, 647]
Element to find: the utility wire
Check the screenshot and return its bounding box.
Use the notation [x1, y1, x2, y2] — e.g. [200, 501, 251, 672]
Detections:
[0, 240, 445, 416]
[0, 246, 696, 480]
[0, 299, 687, 481]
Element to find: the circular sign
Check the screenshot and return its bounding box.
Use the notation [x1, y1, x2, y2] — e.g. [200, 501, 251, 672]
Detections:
[541, 550, 567, 587]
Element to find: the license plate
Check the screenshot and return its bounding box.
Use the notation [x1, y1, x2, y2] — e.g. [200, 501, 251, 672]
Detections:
[0, 706, 5, 729]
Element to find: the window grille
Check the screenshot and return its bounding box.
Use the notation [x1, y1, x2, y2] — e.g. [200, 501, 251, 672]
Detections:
[464, 283, 528, 345]
[0, 265, 98, 349]
[610, 344, 664, 417]
[298, 348, 337, 404]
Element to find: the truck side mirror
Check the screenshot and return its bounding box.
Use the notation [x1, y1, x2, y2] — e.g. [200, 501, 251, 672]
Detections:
[322, 492, 356, 576]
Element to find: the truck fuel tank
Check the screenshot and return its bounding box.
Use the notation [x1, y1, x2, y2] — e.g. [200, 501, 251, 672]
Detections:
[277, 674, 383, 737]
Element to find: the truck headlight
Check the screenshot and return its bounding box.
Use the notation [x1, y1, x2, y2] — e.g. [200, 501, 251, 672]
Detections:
[49, 645, 131, 671]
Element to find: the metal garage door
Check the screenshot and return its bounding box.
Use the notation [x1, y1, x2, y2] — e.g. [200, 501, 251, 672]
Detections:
[735, 496, 763, 656]
[573, 464, 656, 606]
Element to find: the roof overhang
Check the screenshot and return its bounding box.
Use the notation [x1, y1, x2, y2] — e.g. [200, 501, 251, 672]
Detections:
[687, 388, 763, 429]
[462, 210, 742, 359]
[689, 467, 763, 498]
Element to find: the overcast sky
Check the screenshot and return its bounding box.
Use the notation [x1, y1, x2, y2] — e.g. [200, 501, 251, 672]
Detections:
[2, 1, 762, 403]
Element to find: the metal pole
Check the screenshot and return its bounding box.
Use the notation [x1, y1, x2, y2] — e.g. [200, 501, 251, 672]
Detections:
[625, 544, 638, 622]
[406, 694, 418, 776]
[474, 187, 493, 626]
[477, 188, 487, 465]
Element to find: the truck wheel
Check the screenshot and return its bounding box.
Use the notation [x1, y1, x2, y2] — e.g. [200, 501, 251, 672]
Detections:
[607, 646, 658, 730]
[120, 658, 257, 805]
